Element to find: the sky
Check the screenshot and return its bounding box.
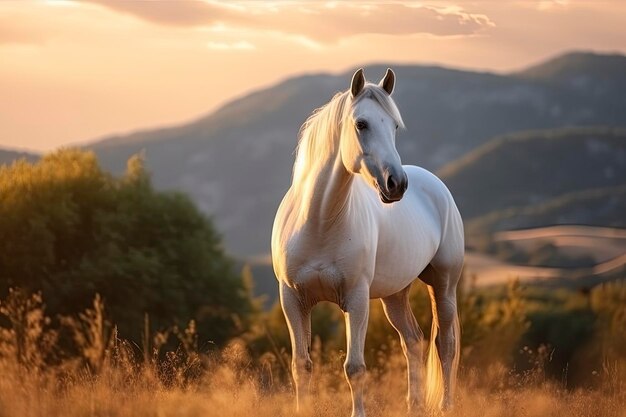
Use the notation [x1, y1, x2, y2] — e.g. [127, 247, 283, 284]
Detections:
[1, 0, 626, 152]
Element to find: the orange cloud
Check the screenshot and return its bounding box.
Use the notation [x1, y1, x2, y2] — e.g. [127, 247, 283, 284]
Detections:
[207, 40, 256, 51]
[80, 0, 243, 27]
[79, 1, 494, 44]
[2, 0, 624, 152]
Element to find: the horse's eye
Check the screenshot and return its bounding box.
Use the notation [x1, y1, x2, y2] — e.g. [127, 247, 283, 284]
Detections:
[395, 123, 399, 130]
[355, 119, 368, 131]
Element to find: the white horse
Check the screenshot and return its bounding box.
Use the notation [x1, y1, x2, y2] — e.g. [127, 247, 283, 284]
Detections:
[271, 68, 463, 416]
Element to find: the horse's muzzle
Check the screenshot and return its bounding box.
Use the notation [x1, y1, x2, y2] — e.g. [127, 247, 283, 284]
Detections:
[379, 171, 408, 204]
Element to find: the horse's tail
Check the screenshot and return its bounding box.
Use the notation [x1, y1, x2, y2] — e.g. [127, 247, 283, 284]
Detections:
[425, 285, 461, 410]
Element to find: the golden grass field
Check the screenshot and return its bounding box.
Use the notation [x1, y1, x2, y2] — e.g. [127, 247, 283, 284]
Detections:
[0, 337, 623, 417]
[0, 283, 624, 417]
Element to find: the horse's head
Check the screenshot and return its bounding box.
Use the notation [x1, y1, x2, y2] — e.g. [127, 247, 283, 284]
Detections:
[341, 68, 407, 204]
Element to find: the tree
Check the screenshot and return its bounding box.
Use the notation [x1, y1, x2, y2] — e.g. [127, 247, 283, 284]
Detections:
[0, 149, 251, 345]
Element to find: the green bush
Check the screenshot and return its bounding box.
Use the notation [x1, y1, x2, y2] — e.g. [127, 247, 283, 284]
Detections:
[0, 149, 251, 345]
[591, 281, 626, 361]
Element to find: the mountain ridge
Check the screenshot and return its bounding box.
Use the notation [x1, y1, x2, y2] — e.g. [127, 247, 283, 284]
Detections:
[52, 51, 626, 256]
[439, 126, 626, 224]
[2, 51, 625, 258]
[0, 149, 38, 166]
[515, 50, 626, 80]
[89, 50, 623, 151]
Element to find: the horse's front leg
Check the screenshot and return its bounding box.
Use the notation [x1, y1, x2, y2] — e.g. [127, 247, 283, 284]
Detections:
[279, 282, 313, 413]
[342, 285, 370, 417]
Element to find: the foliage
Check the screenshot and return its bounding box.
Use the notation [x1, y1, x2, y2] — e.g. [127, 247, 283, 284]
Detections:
[0, 149, 251, 345]
[60, 294, 114, 372]
[460, 280, 530, 369]
[0, 288, 57, 371]
[591, 281, 626, 363]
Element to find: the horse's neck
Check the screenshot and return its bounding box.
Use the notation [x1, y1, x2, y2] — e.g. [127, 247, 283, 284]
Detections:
[295, 150, 353, 231]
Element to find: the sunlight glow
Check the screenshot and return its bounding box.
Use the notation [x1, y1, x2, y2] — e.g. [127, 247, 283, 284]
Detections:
[43, 0, 78, 6]
[1, 0, 625, 150]
[207, 40, 256, 51]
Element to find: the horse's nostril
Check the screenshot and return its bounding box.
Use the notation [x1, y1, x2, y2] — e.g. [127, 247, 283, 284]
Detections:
[387, 175, 397, 192]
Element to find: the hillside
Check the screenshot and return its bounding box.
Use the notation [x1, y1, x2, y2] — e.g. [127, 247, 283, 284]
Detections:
[466, 184, 626, 235]
[439, 127, 626, 221]
[0, 149, 38, 166]
[2, 51, 625, 257]
[517, 51, 626, 83]
[86, 52, 626, 257]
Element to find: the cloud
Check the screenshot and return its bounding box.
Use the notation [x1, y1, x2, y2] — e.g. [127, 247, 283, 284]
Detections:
[536, 0, 570, 11]
[79, 1, 494, 44]
[207, 40, 256, 51]
[80, 0, 242, 27]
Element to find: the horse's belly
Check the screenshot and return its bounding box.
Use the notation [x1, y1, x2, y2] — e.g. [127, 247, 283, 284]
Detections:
[369, 252, 430, 298]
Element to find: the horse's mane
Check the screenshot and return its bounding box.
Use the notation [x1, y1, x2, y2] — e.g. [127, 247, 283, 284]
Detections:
[292, 84, 404, 184]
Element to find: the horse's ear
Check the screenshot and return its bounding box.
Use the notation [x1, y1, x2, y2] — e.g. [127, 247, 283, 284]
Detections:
[379, 68, 395, 95]
[351, 68, 365, 97]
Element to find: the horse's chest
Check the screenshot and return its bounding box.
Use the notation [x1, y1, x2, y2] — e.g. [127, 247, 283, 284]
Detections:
[281, 232, 374, 303]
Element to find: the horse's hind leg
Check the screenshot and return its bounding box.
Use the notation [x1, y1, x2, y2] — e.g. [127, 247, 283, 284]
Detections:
[279, 282, 313, 413]
[381, 285, 425, 413]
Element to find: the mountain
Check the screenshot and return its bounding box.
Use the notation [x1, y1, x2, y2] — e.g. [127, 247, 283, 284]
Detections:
[0, 149, 38, 166]
[466, 184, 626, 235]
[66, 51, 626, 257]
[439, 127, 626, 222]
[516, 51, 626, 82]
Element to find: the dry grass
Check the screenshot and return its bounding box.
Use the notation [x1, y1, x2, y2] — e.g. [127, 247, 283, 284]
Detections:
[0, 340, 624, 417]
[0, 290, 624, 417]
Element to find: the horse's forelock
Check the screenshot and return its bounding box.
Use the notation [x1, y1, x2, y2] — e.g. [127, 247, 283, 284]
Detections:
[353, 84, 405, 129]
[292, 84, 403, 184]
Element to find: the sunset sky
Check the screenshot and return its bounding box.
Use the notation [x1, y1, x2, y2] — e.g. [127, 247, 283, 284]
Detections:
[2, 0, 626, 151]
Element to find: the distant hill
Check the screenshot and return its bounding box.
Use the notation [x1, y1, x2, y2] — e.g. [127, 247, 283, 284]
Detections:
[2, 51, 622, 258]
[0, 149, 38, 166]
[466, 185, 626, 235]
[86, 51, 626, 257]
[516, 51, 626, 83]
[439, 126, 626, 225]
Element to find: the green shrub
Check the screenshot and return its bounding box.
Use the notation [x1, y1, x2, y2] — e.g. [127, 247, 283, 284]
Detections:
[0, 149, 251, 345]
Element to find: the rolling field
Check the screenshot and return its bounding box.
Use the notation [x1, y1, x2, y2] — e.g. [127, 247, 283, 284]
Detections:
[463, 251, 560, 287]
[493, 226, 626, 263]
[465, 226, 626, 288]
